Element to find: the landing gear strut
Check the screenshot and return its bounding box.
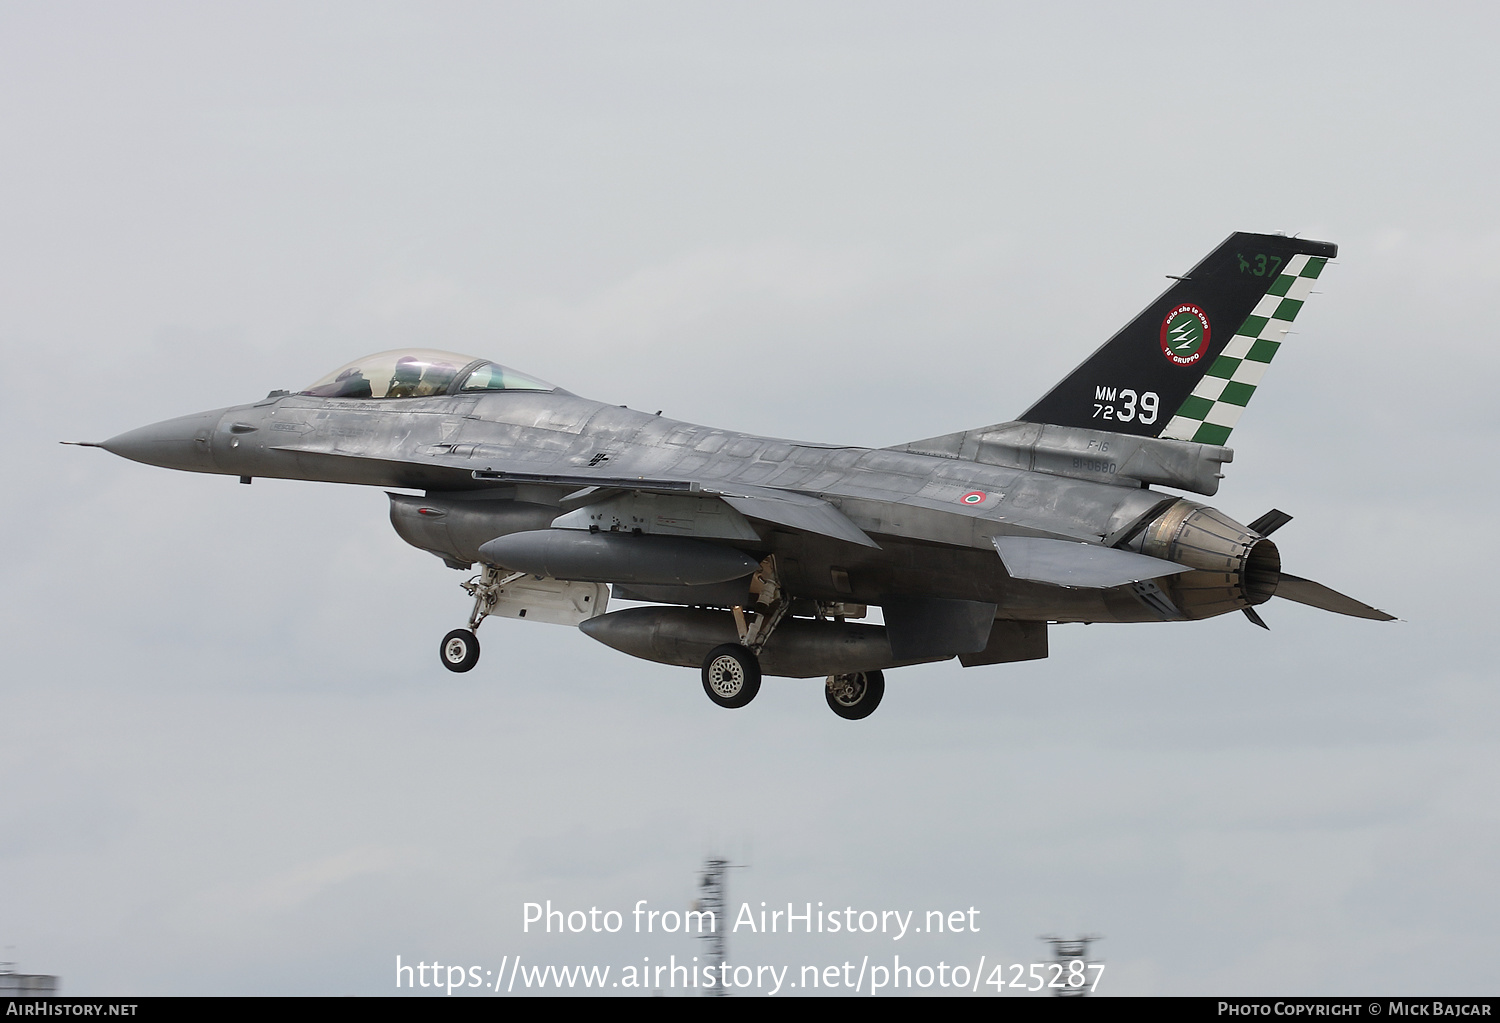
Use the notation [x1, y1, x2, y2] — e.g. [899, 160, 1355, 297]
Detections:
[699, 556, 787, 709]
[438, 564, 524, 673]
[826, 670, 885, 720]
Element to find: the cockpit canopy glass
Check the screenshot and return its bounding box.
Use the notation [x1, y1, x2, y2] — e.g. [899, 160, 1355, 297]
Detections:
[300, 349, 555, 399]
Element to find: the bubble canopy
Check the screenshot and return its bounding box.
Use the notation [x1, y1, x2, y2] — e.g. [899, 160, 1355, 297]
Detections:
[300, 349, 555, 399]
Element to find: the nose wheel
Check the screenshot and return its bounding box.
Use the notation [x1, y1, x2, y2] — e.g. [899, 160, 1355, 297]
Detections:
[438, 565, 526, 673]
[826, 670, 884, 719]
[440, 629, 481, 672]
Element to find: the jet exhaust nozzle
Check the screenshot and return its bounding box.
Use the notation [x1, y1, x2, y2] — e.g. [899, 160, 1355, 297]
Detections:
[1128, 499, 1281, 618]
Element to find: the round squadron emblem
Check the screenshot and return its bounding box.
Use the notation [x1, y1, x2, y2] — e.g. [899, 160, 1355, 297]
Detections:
[961, 491, 987, 505]
[1159, 303, 1211, 366]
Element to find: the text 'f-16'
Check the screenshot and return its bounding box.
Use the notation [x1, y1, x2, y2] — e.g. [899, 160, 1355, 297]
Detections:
[83, 232, 1392, 719]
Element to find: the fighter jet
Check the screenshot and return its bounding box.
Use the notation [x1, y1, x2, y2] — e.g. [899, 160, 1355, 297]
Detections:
[84, 231, 1392, 719]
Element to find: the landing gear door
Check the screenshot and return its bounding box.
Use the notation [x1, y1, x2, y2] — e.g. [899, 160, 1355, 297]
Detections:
[486, 574, 610, 626]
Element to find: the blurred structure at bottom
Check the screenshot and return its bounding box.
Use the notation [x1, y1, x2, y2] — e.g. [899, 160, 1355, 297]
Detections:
[0, 961, 59, 995]
[1041, 934, 1102, 997]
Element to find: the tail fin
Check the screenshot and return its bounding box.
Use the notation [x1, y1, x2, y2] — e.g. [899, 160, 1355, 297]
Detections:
[1019, 232, 1337, 445]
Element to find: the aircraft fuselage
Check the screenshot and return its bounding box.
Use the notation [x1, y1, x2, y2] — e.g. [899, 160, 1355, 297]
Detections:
[105, 386, 1254, 626]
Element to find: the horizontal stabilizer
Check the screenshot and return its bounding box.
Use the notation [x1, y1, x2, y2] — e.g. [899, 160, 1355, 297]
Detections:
[993, 536, 1190, 588]
[1275, 573, 1395, 621]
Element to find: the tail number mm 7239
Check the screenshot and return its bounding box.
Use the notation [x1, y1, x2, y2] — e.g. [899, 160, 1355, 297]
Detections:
[1091, 386, 1158, 425]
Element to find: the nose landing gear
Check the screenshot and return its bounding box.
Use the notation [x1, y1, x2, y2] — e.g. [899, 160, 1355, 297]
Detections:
[440, 629, 481, 672]
[437, 565, 525, 672]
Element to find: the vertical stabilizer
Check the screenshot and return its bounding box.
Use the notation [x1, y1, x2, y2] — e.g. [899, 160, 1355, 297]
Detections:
[1019, 232, 1337, 444]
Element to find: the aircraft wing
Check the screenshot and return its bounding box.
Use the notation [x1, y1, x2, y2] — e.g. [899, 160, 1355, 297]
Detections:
[712, 486, 879, 548]
[474, 470, 880, 548]
[269, 440, 882, 549]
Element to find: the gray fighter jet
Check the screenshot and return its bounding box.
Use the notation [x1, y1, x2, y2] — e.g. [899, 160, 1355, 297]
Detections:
[85, 232, 1392, 719]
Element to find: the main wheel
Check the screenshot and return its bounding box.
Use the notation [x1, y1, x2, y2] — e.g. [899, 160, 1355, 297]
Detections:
[440, 629, 480, 672]
[701, 644, 761, 708]
[825, 669, 885, 720]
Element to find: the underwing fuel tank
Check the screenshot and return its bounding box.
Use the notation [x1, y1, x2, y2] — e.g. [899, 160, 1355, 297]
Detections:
[479, 530, 761, 586]
[1124, 499, 1280, 619]
[579, 606, 947, 678]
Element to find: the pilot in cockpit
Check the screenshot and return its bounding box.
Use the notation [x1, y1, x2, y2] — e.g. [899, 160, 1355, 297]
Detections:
[301, 349, 556, 400]
[386, 357, 424, 398]
[416, 360, 459, 396]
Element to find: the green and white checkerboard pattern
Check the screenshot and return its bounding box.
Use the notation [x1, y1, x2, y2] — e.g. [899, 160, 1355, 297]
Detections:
[1160, 253, 1328, 445]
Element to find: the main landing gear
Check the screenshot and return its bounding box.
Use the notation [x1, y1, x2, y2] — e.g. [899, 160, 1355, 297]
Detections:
[825, 670, 885, 720]
[701, 644, 760, 708]
[438, 564, 525, 673]
[697, 562, 887, 719]
[699, 556, 788, 709]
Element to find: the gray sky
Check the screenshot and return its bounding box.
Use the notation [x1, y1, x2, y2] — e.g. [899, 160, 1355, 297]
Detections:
[1, 1, 1496, 996]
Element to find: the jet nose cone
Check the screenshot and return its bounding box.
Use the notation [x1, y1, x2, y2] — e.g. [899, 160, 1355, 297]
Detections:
[101, 408, 229, 473]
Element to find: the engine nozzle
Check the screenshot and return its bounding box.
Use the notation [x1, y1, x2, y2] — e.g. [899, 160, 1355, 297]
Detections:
[1127, 499, 1281, 619]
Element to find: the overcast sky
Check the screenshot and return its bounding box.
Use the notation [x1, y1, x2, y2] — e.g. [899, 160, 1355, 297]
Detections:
[2, 1, 1497, 997]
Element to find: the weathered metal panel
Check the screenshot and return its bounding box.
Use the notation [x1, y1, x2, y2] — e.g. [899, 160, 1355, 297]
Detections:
[892, 421, 1232, 496]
